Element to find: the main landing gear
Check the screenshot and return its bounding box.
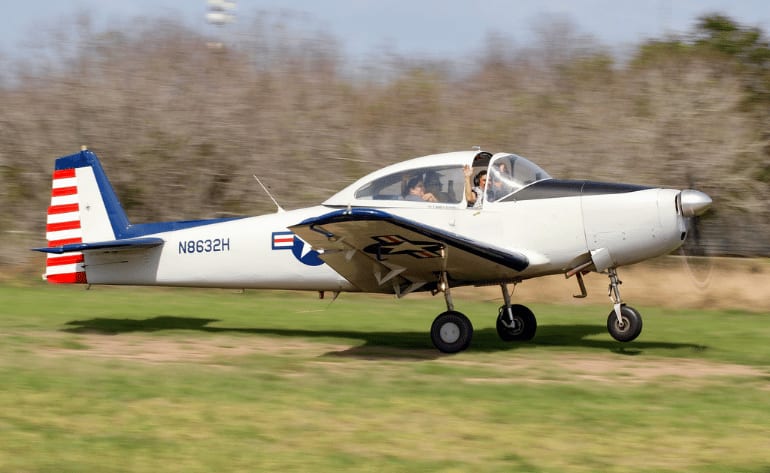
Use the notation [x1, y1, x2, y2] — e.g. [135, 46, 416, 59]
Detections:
[430, 272, 474, 353]
[495, 283, 537, 342]
[430, 276, 537, 353]
[429, 267, 643, 353]
[430, 310, 474, 354]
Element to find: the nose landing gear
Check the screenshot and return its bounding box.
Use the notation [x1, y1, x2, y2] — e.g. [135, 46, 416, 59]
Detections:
[605, 268, 643, 342]
[607, 305, 643, 342]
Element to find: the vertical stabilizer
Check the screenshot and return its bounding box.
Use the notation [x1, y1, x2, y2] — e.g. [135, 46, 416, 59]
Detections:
[43, 148, 130, 283]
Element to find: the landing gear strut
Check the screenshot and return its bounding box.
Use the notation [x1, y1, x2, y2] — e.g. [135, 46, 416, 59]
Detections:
[605, 268, 643, 342]
[430, 272, 473, 353]
[428, 266, 642, 351]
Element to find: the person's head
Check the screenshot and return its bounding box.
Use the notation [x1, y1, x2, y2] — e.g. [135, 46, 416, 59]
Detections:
[474, 170, 487, 188]
[407, 176, 425, 196]
[425, 173, 442, 194]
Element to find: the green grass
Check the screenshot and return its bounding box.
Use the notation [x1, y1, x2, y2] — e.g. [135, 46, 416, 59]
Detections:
[1, 283, 769, 472]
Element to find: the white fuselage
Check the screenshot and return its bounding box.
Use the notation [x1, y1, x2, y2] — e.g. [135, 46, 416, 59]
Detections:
[83, 187, 685, 292]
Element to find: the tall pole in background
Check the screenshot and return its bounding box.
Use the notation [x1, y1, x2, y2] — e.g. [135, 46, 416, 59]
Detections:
[206, 0, 236, 49]
[206, 0, 236, 26]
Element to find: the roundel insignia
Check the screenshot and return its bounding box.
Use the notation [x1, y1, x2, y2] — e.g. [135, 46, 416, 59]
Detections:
[291, 237, 325, 266]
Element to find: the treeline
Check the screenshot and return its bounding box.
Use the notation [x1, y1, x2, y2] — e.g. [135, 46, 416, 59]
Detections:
[0, 12, 768, 266]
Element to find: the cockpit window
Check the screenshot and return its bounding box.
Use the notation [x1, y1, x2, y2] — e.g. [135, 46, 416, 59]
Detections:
[486, 154, 551, 202]
[354, 165, 465, 204]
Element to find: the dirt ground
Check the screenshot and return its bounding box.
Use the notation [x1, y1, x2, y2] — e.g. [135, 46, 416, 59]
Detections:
[453, 256, 770, 312]
[46, 332, 766, 387]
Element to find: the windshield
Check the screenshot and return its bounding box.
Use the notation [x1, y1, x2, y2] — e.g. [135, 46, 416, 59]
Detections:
[486, 154, 551, 202]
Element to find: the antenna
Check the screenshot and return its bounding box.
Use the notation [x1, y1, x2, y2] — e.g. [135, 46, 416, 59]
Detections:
[253, 175, 284, 213]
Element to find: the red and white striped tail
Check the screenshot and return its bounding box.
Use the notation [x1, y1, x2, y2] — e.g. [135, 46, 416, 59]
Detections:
[45, 168, 86, 283]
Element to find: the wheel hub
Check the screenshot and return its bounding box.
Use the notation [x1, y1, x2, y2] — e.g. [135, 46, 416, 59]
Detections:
[439, 322, 461, 343]
[501, 318, 518, 330]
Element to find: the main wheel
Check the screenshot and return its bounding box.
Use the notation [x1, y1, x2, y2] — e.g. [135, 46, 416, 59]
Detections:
[496, 304, 537, 341]
[607, 305, 643, 342]
[430, 311, 473, 353]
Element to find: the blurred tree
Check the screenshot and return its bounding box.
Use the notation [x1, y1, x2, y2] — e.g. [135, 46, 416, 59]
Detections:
[0, 11, 768, 268]
[694, 14, 770, 107]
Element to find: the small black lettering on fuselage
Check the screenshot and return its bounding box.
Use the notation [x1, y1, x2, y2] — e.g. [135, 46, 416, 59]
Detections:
[178, 238, 231, 254]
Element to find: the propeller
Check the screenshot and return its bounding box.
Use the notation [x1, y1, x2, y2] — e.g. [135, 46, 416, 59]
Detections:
[677, 187, 714, 288]
[679, 189, 712, 218]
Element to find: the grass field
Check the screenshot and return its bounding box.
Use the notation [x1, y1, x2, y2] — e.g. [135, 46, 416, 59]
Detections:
[1, 282, 769, 472]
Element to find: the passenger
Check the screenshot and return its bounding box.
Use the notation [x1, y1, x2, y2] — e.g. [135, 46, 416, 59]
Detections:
[464, 165, 486, 208]
[404, 176, 438, 203]
[424, 172, 450, 202]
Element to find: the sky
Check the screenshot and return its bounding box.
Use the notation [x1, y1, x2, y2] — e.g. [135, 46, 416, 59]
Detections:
[3, 0, 769, 60]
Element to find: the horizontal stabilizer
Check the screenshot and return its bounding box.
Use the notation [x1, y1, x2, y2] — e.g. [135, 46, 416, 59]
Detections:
[33, 237, 164, 255]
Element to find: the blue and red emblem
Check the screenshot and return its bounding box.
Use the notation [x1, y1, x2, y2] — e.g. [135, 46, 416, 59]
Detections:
[271, 231, 324, 266]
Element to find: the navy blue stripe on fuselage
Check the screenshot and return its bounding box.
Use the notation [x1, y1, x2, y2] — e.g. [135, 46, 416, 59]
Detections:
[500, 179, 652, 202]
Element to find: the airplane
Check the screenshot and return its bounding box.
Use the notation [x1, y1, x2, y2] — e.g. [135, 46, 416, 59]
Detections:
[34, 147, 712, 353]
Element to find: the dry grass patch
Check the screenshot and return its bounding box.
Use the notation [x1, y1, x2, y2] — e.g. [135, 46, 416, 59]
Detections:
[449, 353, 767, 386]
[46, 332, 351, 364]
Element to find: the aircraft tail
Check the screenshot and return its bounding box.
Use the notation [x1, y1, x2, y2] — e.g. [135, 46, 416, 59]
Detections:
[42, 148, 131, 283]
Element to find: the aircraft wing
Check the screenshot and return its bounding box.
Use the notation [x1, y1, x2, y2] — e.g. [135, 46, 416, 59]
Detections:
[289, 208, 531, 294]
[33, 237, 164, 254]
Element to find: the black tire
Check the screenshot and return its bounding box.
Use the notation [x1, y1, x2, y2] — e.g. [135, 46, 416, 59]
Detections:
[607, 305, 643, 342]
[430, 311, 473, 353]
[496, 304, 537, 341]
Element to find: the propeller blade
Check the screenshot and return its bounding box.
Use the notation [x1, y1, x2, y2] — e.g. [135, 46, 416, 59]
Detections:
[679, 189, 714, 288]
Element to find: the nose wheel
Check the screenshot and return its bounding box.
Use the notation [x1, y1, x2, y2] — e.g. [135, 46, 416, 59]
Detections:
[607, 305, 643, 342]
[605, 268, 643, 342]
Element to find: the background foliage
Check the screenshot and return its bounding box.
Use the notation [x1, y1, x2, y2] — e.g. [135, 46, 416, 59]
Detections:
[1, 12, 768, 266]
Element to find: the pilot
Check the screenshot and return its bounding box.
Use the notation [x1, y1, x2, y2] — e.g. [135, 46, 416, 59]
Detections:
[404, 176, 438, 203]
[488, 162, 513, 201]
[464, 165, 486, 208]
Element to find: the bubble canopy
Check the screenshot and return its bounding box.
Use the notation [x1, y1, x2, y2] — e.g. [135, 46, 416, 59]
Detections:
[323, 150, 551, 208]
